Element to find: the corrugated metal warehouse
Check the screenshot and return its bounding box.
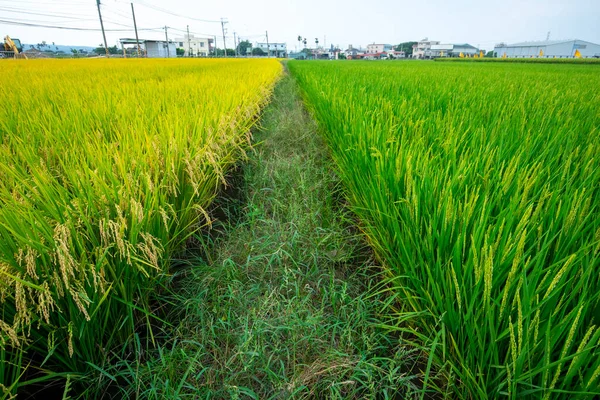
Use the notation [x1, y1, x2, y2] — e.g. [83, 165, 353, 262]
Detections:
[145, 40, 176, 58]
[494, 39, 600, 58]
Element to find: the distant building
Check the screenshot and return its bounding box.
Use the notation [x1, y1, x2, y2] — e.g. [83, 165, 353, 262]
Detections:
[328, 46, 342, 60]
[363, 52, 386, 60]
[256, 42, 287, 57]
[412, 38, 440, 59]
[173, 34, 213, 57]
[288, 51, 307, 60]
[344, 45, 364, 59]
[361, 50, 406, 60]
[494, 39, 600, 58]
[387, 50, 406, 59]
[119, 38, 176, 58]
[366, 43, 393, 53]
[429, 43, 479, 58]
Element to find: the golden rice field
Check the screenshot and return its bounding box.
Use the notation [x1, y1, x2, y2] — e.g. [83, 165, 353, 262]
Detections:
[0, 59, 281, 392]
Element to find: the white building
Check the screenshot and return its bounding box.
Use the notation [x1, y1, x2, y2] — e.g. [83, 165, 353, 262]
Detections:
[429, 43, 479, 58]
[366, 43, 393, 53]
[494, 39, 600, 58]
[412, 38, 440, 59]
[119, 38, 176, 58]
[386, 50, 406, 59]
[256, 42, 287, 57]
[174, 34, 213, 57]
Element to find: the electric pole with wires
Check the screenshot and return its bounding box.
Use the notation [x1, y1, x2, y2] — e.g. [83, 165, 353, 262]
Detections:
[164, 25, 170, 57]
[187, 25, 192, 57]
[220, 18, 228, 57]
[96, 0, 109, 56]
[233, 31, 237, 57]
[265, 31, 269, 57]
[131, 2, 141, 57]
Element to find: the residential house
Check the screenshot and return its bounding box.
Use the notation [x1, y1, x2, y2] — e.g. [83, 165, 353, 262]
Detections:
[386, 50, 406, 59]
[173, 34, 213, 57]
[344, 44, 364, 59]
[366, 43, 393, 53]
[256, 42, 287, 57]
[412, 38, 440, 59]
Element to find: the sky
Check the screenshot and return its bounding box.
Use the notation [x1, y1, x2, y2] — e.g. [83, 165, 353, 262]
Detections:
[2, 0, 600, 52]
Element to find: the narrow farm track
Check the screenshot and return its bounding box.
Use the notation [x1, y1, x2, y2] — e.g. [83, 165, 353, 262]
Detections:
[107, 70, 420, 399]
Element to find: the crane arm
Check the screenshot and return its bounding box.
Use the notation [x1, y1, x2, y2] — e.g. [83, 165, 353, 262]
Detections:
[4, 36, 19, 54]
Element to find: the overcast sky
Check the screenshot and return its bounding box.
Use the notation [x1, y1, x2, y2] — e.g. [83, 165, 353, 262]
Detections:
[2, 0, 599, 51]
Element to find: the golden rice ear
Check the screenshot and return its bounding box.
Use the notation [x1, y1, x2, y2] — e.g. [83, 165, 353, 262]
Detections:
[0, 58, 282, 386]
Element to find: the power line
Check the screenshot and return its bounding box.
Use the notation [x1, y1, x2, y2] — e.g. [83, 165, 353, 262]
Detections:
[132, 0, 221, 23]
[0, 18, 159, 31]
[101, 5, 136, 21]
[0, 16, 97, 25]
[0, 0, 91, 6]
[167, 26, 219, 38]
[0, 6, 95, 19]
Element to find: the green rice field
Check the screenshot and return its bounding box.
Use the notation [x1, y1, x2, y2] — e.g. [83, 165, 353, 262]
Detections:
[288, 60, 600, 399]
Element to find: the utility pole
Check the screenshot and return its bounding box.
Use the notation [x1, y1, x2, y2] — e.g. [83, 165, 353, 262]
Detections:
[187, 25, 191, 57]
[164, 26, 170, 58]
[220, 18, 228, 57]
[265, 30, 269, 57]
[233, 32, 237, 57]
[131, 2, 141, 57]
[213, 35, 217, 56]
[96, 0, 109, 56]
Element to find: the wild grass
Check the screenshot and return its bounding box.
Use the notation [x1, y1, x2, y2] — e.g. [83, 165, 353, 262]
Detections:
[289, 60, 600, 399]
[0, 58, 281, 396]
[94, 70, 422, 399]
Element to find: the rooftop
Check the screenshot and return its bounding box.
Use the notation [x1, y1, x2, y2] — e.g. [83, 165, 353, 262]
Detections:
[119, 38, 172, 44]
[501, 39, 576, 47]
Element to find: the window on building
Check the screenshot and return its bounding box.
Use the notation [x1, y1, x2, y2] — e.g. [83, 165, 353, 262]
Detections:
[200, 42, 205, 47]
[179, 42, 184, 47]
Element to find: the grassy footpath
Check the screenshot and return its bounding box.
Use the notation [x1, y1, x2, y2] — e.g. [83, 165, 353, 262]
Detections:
[96, 70, 420, 398]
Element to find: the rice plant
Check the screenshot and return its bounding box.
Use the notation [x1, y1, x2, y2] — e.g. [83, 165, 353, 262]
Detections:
[0, 58, 281, 395]
[289, 60, 600, 399]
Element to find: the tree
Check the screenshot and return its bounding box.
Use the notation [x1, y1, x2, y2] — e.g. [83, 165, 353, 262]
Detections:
[394, 41, 417, 57]
[226, 48, 235, 56]
[486, 50, 496, 58]
[303, 38, 307, 48]
[315, 38, 319, 48]
[176, 47, 185, 56]
[94, 45, 118, 55]
[297, 35, 302, 50]
[251, 47, 266, 56]
[338, 53, 347, 60]
[238, 40, 251, 56]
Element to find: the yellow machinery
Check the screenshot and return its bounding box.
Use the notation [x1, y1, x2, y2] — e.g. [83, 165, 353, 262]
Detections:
[2, 36, 27, 59]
